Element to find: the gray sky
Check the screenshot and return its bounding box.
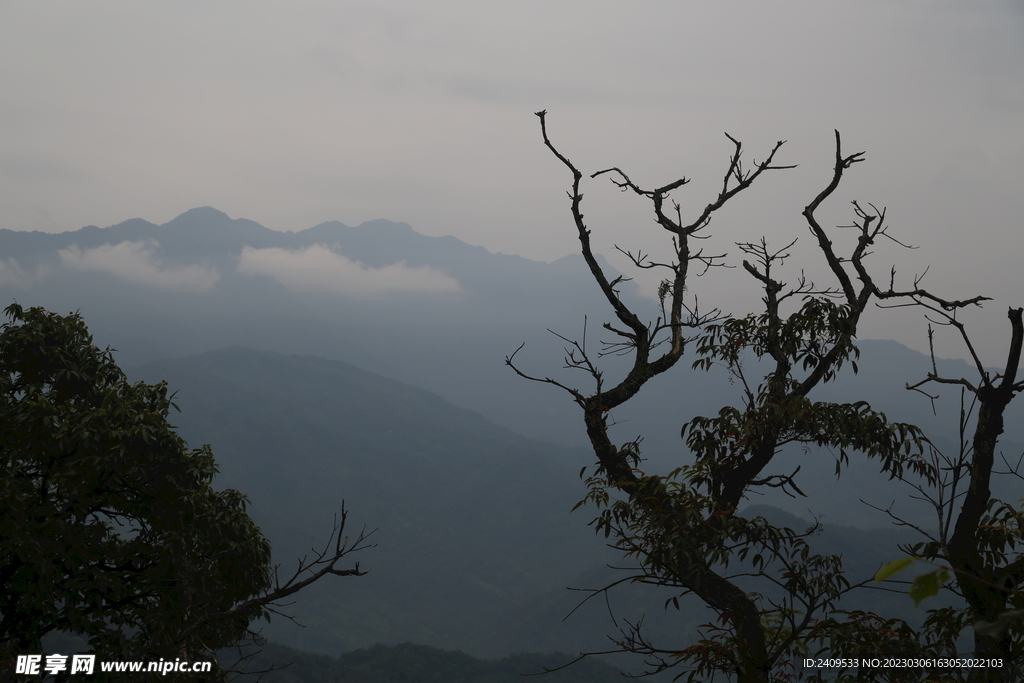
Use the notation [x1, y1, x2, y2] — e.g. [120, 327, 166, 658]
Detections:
[1, 1, 1022, 365]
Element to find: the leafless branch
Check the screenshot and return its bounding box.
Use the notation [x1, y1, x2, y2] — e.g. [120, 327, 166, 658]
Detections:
[171, 505, 374, 659]
[504, 342, 588, 406]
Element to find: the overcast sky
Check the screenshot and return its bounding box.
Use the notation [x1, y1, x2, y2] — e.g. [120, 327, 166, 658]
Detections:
[1, 1, 1022, 365]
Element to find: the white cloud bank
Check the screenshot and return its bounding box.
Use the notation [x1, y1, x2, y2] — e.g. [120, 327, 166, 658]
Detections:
[58, 241, 220, 292]
[236, 244, 461, 298]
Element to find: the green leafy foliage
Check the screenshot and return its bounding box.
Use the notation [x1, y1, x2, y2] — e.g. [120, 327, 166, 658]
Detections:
[874, 557, 917, 584]
[0, 305, 272, 677]
[909, 569, 953, 608]
[875, 493, 1024, 660]
[874, 558, 954, 607]
[567, 296, 934, 681]
[692, 298, 859, 382]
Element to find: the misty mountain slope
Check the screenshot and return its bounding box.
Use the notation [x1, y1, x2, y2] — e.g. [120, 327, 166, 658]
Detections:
[6, 207, 1022, 530]
[126, 345, 976, 668]
[1, 207, 637, 448]
[130, 346, 620, 657]
[0, 208, 284, 271]
[0, 206, 624, 308]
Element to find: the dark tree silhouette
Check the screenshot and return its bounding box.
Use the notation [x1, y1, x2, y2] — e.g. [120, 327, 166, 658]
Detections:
[509, 112, 996, 682]
[868, 305, 1024, 682]
[0, 304, 373, 681]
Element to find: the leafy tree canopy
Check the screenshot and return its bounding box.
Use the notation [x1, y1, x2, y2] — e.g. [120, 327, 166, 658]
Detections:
[0, 304, 356, 679]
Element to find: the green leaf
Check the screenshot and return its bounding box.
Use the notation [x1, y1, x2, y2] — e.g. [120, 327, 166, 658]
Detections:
[874, 556, 916, 583]
[908, 568, 951, 606]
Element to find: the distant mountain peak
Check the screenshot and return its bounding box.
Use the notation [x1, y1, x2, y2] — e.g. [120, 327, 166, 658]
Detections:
[160, 207, 240, 233]
[166, 207, 232, 224]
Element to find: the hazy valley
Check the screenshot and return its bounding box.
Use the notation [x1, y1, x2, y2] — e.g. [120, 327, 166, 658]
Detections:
[6, 208, 1021, 678]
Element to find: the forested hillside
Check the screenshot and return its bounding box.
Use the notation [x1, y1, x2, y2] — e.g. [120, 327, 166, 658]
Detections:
[5, 210, 1020, 678]
[4, 209, 1020, 529]
[125, 345, 961, 666]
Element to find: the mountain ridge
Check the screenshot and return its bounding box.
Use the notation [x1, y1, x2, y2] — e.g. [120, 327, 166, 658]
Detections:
[129, 344, 612, 657]
[125, 343, 967, 664]
[4, 207, 1019, 527]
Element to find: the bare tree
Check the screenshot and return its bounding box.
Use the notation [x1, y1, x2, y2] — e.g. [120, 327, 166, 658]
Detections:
[508, 113, 968, 682]
[870, 304, 1024, 682]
